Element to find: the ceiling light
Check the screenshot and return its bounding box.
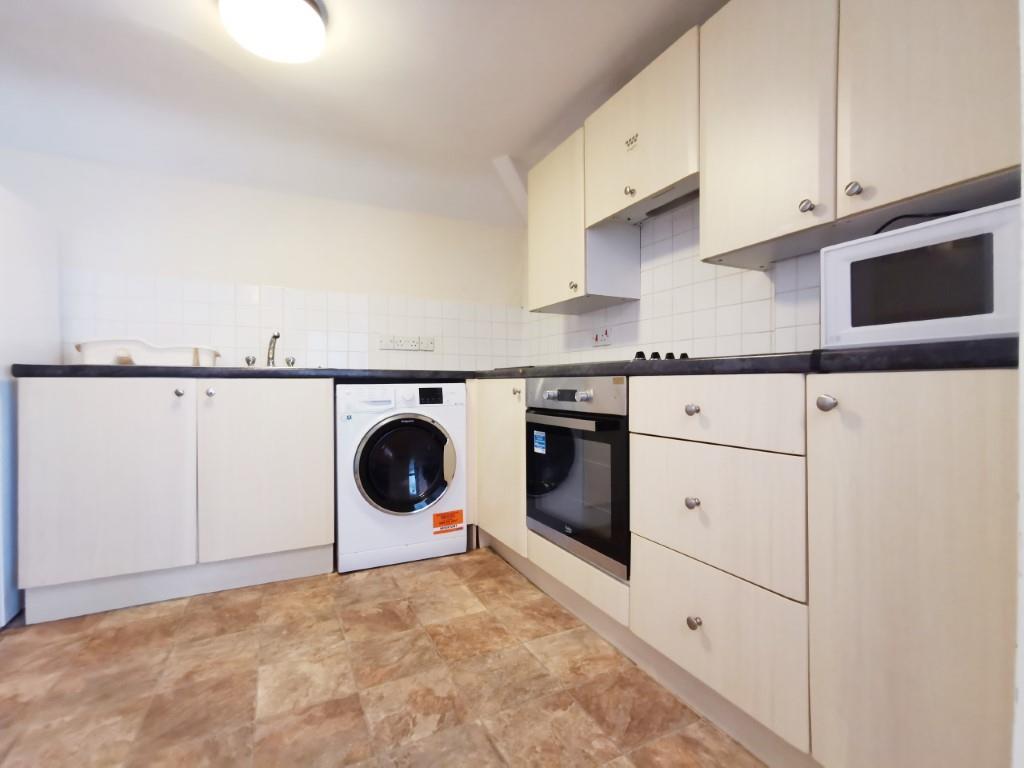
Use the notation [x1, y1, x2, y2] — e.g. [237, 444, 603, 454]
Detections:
[219, 0, 327, 64]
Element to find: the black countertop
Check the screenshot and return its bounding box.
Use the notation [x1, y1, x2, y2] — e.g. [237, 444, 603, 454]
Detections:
[11, 337, 1017, 380]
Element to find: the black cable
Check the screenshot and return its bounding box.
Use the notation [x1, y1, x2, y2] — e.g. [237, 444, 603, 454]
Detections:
[872, 211, 962, 235]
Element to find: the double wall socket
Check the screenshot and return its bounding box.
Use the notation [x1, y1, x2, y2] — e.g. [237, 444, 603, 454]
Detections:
[378, 335, 436, 352]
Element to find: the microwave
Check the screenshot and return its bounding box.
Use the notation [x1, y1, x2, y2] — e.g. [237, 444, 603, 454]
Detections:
[821, 199, 1020, 349]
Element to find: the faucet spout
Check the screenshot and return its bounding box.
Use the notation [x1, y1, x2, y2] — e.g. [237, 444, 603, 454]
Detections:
[267, 331, 280, 367]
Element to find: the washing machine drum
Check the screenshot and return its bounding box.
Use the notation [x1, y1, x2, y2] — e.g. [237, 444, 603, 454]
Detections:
[355, 414, 456, 515]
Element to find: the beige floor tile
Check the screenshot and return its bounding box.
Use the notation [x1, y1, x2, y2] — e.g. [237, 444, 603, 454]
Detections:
[254, 695, 374, 768]
[446, 548, 516, 582]
[449, 645, 561, 719]
[76, 614, 180, 669]
[526, 626, 633, 685]
[257, 619, 346, 665]
[95, 597, 190, 630]
[397, 565, 464, 595]
[339, 598, 419, 641]
[348, 629, 444, 689]
[407, 584, 486, 625]
[424, 610, 519, 663]
[159, 629, 260, 691]
[571, 667, 699, 751]
[176, 596, 263, 644]
[136, 669, 258, 751]
[380, 721, 505, 768]
[260, 590, 338, 628]
[0, 633, 92, 677]
[483, 690, 621, 767]
[360, 666, 466, 751]
[639, 719, 765, 768]
[468, 570, 542, 608]
[491, 593, 582, 641]
[256, 646, 356, 720]
[334, 569, 406, 608]
[2, 707, 148, 768]
[125, 722, 253, 768]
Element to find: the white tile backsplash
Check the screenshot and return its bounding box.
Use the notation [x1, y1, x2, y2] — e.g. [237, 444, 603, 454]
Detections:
[58, 200, 820, 371]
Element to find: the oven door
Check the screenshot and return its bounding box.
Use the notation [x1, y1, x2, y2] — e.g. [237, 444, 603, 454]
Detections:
[525, 410, 629, 579]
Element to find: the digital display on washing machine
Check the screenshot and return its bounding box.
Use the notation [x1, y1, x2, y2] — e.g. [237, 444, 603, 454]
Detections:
[418, 387, 443, 405]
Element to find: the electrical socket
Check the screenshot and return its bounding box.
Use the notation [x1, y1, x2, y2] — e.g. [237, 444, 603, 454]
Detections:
[592, 327, 611, 347]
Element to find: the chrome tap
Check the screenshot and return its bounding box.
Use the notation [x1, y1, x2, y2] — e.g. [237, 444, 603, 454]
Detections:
[267, 331, 280, 367]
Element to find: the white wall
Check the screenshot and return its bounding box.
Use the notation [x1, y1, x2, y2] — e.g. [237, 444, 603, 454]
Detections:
[0, 186, 61, 625]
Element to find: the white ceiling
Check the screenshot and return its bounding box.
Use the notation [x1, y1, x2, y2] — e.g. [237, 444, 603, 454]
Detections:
[0, 0, 724, 225]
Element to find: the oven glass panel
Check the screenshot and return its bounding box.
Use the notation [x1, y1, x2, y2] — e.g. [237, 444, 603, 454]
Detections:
[850, 234, 994, 327]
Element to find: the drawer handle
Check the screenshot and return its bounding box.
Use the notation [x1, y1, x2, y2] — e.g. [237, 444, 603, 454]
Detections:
[684, 403, 701, 416]
[686, 616, 703, 631]
[684, 497, 701, 510]
[173, 388, 185, 398]
[206, 387, 217, 398]
[816, 394, 838, 412]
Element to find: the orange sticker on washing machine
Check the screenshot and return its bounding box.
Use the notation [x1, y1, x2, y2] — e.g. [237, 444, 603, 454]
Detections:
[432, 509, 464, 535]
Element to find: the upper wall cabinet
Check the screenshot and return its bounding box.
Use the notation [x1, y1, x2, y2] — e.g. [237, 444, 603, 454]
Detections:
[584, 27, 699, 228]
[700, 0, 838, 260]
[528, 129, 640, 314]
[836, 0, 1021, 218]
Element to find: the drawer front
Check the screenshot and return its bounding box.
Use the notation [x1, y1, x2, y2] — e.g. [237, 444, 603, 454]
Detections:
[527, 532, 629, 625]
[630, 374, 805, 454]
[630, 535, 810, 751]
[631, 435, 806, 601]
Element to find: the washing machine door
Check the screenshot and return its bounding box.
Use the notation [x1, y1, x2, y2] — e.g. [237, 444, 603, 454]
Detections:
[354, 413, 455, 515]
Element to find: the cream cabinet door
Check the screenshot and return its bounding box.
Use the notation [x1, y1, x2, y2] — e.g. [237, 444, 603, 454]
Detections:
[700, 0, 837, 260]
[18, 378, 198, 587]
[527, 129, 586, 311]
[474, 378, 527, 557]
[197, 379, 334, 562]
[585, 28, 698, 227]
[807, 370, 1017, 768]
[836, 0, 1020, 217]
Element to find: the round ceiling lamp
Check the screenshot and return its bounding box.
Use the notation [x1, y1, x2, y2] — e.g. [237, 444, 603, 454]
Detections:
[219, 0, 327, 64]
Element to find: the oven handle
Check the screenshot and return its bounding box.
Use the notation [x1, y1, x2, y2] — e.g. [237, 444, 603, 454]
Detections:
[527, 413, 598, 432]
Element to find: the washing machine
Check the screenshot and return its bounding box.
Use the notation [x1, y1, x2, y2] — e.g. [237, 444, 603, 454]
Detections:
[336, 382, 467, 572]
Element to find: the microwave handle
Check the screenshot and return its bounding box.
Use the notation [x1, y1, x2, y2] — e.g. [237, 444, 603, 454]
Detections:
[528, 413, 598, 432]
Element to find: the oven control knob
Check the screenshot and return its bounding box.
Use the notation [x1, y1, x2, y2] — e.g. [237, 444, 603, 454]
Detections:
[543, 390, 558, 401]
[574, 390, 594, 403]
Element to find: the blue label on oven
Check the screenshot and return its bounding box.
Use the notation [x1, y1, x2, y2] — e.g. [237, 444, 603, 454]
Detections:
[533, 430, 546, 454]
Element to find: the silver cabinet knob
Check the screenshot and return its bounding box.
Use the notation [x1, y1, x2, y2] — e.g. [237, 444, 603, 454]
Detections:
[686, 616, 703, 631]
[684, 497, 701, 510]
[285, 356, 296, 368]
[844, 180, 864, 196]
[798, 198, 816, 213]
[623, 185, 637, 197]
[244, 355, 256, 367]
[543, 390, 558, 401]
[173, 387, 185, 398]
[816, 394, 839, 412]
[684, 403, 701, 416]
[206, 387, 216, 398]
[568, 281, 579, 292]
[574, 390, 593, 403]
[512, 387, 521, 396]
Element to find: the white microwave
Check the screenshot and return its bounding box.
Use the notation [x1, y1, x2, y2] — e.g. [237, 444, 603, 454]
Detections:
[821, 199, 1020, 349]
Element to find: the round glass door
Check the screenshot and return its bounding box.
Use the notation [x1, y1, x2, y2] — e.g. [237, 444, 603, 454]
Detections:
[355, 414, 454, 515]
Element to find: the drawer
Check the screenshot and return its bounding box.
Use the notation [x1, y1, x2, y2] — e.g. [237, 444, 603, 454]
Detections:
[629, 374, 805, 454]
[630, 434, 806, 601]
[630, 534, 809, 751]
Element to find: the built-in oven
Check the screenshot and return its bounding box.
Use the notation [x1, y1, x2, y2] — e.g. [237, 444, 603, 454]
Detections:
[525, 376, 629, 581]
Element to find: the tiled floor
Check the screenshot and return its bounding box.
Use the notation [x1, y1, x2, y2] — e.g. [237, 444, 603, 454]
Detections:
[0, 548, 764, 767]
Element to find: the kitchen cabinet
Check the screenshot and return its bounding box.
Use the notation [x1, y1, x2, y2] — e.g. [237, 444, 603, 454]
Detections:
[527, 129, 639, 314]
[836, 0, 1020, 218]
[473, 378, 527, 557]
[584, 27, 699, 227]
[630, 534, 810, 751]
[198, 379, 334, 563]
[807, 370, 1016, 768]
[527, 531, 629, 625]
[18, 378, 198, 587]
[699, 0, 838, 261]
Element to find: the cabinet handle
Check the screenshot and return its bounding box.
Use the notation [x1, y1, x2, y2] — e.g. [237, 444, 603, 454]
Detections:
[684, 497, 701, 510]
[173, 387, 185, 398]
[798, 198, 816, 213]
[206, 387, 217, 398]
[568, 281, 579, 292]
[844, 180, 864, 196]
[684, 403, 700, 416]
[816, 394, 838, 412]
[623, 185, 637, 197]
[512, 387, 521, 396]
[686, 616, 703, 631]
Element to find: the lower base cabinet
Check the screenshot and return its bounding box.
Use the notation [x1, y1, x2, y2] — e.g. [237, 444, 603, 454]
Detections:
[630, 534, 809, 752]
